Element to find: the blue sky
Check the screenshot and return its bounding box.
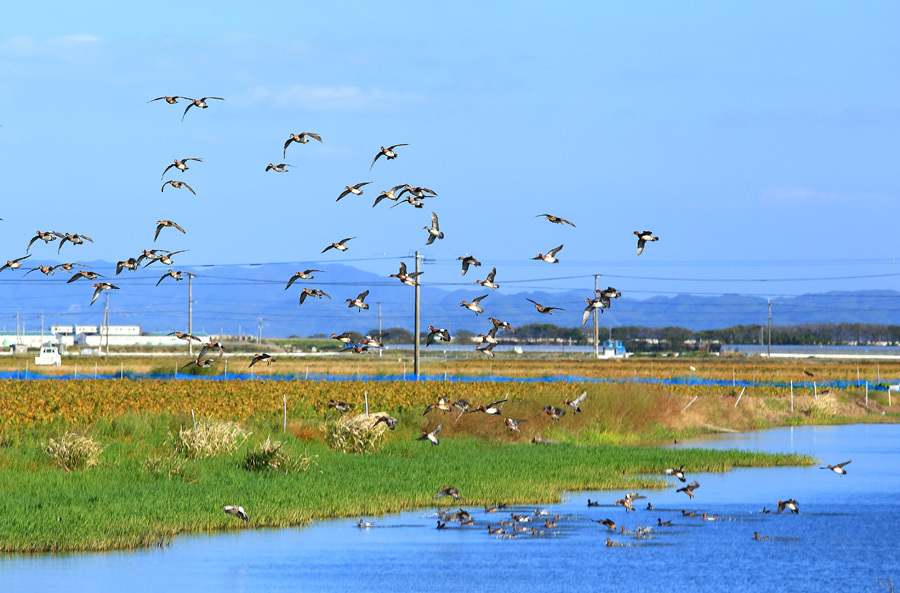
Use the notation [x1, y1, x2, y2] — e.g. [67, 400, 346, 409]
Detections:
[2, 2, 899, 332]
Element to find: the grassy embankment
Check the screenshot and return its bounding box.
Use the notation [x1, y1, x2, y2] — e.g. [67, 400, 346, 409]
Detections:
[1, 359, 897, 553]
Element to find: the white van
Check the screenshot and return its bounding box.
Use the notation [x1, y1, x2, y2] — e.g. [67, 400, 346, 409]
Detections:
[34, 345, 62, 366]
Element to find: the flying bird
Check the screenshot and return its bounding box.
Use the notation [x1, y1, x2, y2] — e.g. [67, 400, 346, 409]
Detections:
[298, 288, 331, 305]
[161, 157, 202, 179]
[197, 341, 225, 359]
[433, 485, 461, 500]
[634, 230, 658, 256]
[458, 255, 481, 275]
[776, 499, 799, 514]
[346, 290, 370, 311]
[676, 481, 700, 499]
[154, 220, 186, 242]
[148, 96, 184, 104]
[54, 232, 93, 254]
[543, 405, 566, 421]
[424, 212, 444, 245]
[161, 180, 196, 195]
[461, 294, 488, 315]
[265, 163, 293, 173]
[322, 237, 355, 253]
[115, 258, 139, 275]
[476, 342, 497, 358]
[582, 296, 611, 326]
[181, 96, 224, 121]
[372, 184, 406, 208]
[426, 325, 451, 347]
[223, 505, 248, 522]
[477, 326, 499, 345]
[417, 423, 443, 446]
[370, 143, 409, 170]
[249, 353, 275, 368]
[283, 132, 322, 158]
[327, 399, 352, 413]
[169, 331, 202, 342]
[155, 269, 195, 286]
[526, 298, 564, 314]
[373, 415, 397, 430]
[532, 244, 563, 263]
[489, 317, 516, 334]
[285, 269, 324, 290]
[0, 254, 31, 272]
[476, 267, 499, 290]
[337, 182, 372, 201]
[536, 214, 576, 227]
[26, 231, 57, 253]
[820, 460, 851, 475]
[90, 282, 119, 306]
[24, 265, 55, 277]
[331, 332, 353, 344]
[390, 261, 422, 287]
[564, 391, 587, 413]
[399, 185, 438, 199]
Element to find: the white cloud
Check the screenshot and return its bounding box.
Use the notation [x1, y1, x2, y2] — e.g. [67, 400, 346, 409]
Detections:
[761, 187, 891, 203]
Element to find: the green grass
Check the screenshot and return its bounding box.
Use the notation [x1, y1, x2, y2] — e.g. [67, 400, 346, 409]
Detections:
[0, 411, 814, 553]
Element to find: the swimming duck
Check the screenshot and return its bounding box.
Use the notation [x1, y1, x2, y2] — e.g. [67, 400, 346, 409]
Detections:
[331, 332, 353, 344]
[197, 341, 226, 359]
[634, 230, 658, 256]
[249, 353, 275, 368]
[682, 510, 697, 517]
[606, 538, 623, 547]
[461, 294, 488, 315]
[820, 460, 851, 475]
[754, 532, 772, 541]
[676, 482, 700, 499]
[436, 520, 447, 530]
[283, 132, 322, 157]
[636, 525, 653, 539]
[526, 298, 564, 314]
[596, 518, 616, 530]
[433, 485, 461, 500]
[53, 232, 93, 254]
[477, 326, 499, 345]
[489, 317, 516, 334]
[424, 212, 444, 245]
[322, 237, 355, 253]
[90, 282, 119, 306]
[587, 499, 600, 507]
[658, 518, 672, 527]
[223, 505, 248, 522]
[532, 244, 563, 263]
[372, 184, 407, 207]
[426, 326, 451, 347]
[154, 220, 186, 242]
[417, 423, 443, 446]
[0, 254, 31, 272]
[488, 525, 504, 535]
[458, 255, 481, 275]
[564, 391, 587, 413]
[24, 265, 55, 277]
[298, 288, 331, 304]
[168, 331, 202, 342]
[358, 519, 373, 529]
[701, 513, 717, 521]
[337, 181, 371, 201]
[265, 163, 293, 173]
[181, 96, 224, 121]
[776, 499, 799, 514]
[373, 415, 397, 430]
[115, 258, 138, 274]
[26, 231, 57, 253]
[161, 157, 202, 179]
[161, 179, 196, 194]
[536, 213, 576, 227]
[390, 261, 422, 287]
[646, 502, 654, 510]
[476, 342, 497, 358]
[346, 290, 369, 311]
[424, 397, 452, 415]
[148, 96, 183, 104]
[543, 405, 566, 421]
[511, 513, 531, 523]
[370, 143, 409, 169]
[328, 399, 351, 413]
[284, 269, 324, 290]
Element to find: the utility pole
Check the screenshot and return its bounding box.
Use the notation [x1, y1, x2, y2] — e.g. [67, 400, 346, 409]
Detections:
[40, 312, 44, 347]
[16, 312, 20, 347]
[767, 300, 772, 357]
[257, 317, 263, 345]
[377, 301, 383, 358]
[593, 275, 599, 358]
[104, 292, 110, 356]
[414, 251, 421, 379]
[188, 274, 194, 356]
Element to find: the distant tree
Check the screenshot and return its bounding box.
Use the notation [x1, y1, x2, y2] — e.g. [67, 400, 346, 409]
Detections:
[370, 327, 412, 343]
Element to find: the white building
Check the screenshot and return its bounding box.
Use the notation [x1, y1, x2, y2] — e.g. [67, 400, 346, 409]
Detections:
[1, 326, 210, 351]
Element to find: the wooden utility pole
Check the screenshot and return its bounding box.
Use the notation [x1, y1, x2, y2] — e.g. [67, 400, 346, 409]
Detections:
[593, 275, 599, 357]
[188, 275, 194, 356]
[767, 300, 772, 357]
[414, 251, 421, 378]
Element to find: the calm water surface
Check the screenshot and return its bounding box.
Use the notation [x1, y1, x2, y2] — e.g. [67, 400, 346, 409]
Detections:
[4, 424, 898, 592]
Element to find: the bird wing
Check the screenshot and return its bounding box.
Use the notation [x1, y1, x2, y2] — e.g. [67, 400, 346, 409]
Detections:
[156, 274, 168, 287]
[835, 460, 852, 468]
[388, 143, 409, 150]
[340, 237, 355, 244]
[299, 291, 309, 304]
[283, 138, 292, 158]
[573, 391, 587, 406]
[562, 217, 576, 227]
[637, 237, 646, 255]
[161, 163, 176, 180]
[181, 103, 194, 121]
[472, 294, 488, 304]
[355, 181, 372, 189]
[336, 188, 351, 201]
[432, 423, 443, 436]
[581, 307, 592, 327]
[425, 234, 436, 246]
[369, 152, 383, 170]
[357, 290, 369, 301]
[285, 274, 300, 290]
[431, 211, 439, 229]
[181, 182, 196, 195]
[548, 245, 563, 257]
[90, 285, 103, 306]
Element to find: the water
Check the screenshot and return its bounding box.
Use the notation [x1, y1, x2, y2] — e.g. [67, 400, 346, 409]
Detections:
[4, 424, 898, 592]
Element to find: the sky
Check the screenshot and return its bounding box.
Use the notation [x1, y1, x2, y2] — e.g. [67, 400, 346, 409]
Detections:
[2, 1, 900, 334]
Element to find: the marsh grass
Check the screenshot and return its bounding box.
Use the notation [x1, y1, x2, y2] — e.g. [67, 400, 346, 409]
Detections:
[45, 432, 102, 472]
[242, 436, 317, 473]
[173, 419, 249, 459]
[325, 413, 385, 454]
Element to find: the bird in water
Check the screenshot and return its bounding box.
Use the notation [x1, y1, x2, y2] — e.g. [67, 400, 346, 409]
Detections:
[181, 96, 224, 121]
[536, 213, 576, 227]
[820, 460, 851, 475]
[283, 132, 322, 158]
[370, 143, 409, 170]
[634, 230, 658, 256]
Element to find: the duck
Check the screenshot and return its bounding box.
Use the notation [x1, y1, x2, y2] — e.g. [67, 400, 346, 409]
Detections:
[663, 466, 686, 482]
[181, 96, 224, 121]
[223, 505, 249, 522]
[26, 231, 57, 252]
[820, 460, 851, 475]
[473, 267, 501, 290]
[168, 331, 202, 342]
[754, 532, 772, 541]
[597, 286, 622, 300]
[197, 341, 226, 359]
[331, 332, 353, 344]
[526, 298, 564, 314]
[433, 485, 461, 500]
[148, 95, 183, 104]
[682, 510, 697, 517]
[646, 502, 654, 510]
[614, 498, 635, 512]
[53, 262, 88, 273]
[636, 525, 653, 539]
[606, 538, 623, 547]
[634, 230, 658, 255]
[337, 181, 371, 201]
[676, 482, 700, 499]
[390, 195, 426, 209]
[372, 184, 407, 207]
[511, 513, 531, 523]
[249, 353, 275, 368]
[362, 334, 387, 349]
[53, 232, 93, 254]
[587, 499, 600, 507]
[285, 269, 324, 290]
[461, 294, 488, 315]
[0, 254, 32, 272]
[90, 282, 119, 306]
[283, 132, 322, 157]
[161, 180, 196, 194]
[322, 237, 355, 253]
[458, 255, 481, 275]
[532, 244, 563, 263]
[488, 525, 504, 535]
[489, 317, 516, 334]
[536, 213, 576, 227]
[530, 527, 545, 536]
[23, 265, 55, 277]
[468, 397, 508, 416]
[452, 399, 470, 413]
[657, 518, 672, 527]
[476, 342, 497, 358]
[477, 326, 499, 345]
[424, 211, 444, 246]
[144, 249, 188, 268]
[436, 520, 447, 530]
[701, 513, 717, 521]
[399, 185, 438, 199]
[582, 296, 611, 326]
[564, 391, 587, 413]
[426, 326, 451, 347]
[155, 269, 194, 286]
[182, 358, 219, 370]
[299, 288, 331, 305]
[345, 290, 370, 311]
[115, 258, 139, 275]
[373, 415, 397, 430]
[543, 405, 566, 421]
[390, 261, 422, 287]
[505, 418, 524, 432]
[161, 157, 202, 179]
[776, 499, 799, 514]
[417, 423, 443, 446]
[327, 399, 351, 413]
[358, 519, 373, 529]
[596, 518, 616, 530]
[424, 396, 452, 415]
[154, 220, 186, 242]
[370, 143, 409, 169]
[265, 163, 293, 173]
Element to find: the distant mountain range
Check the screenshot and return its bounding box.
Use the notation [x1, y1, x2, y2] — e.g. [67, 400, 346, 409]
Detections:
[2, 260, 899, 337]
